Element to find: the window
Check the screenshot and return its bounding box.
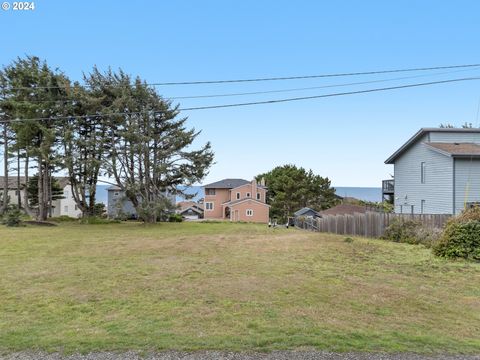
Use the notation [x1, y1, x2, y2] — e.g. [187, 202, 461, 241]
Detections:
[205, 202, 214, 211]
[421, 162, 426, 184]
[256, 192, 261, 200]
[246, 209, 253, 216]
[236, 192, 240, 200]
[64, 206, 68, 213]
[114, 192, 119, 197]
[206, 188, 216, 196]
[421, 200, 425, 214]
[246, 192, 251, 198]
[64, 190, 69, 197]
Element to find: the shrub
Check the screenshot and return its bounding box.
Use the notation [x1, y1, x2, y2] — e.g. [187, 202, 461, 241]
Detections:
[433, 208, 480, 261]
[1, 206, 24, 227]
[381, 218, 442, 247]
[49, 215, 78, 222]
[168, 213, 183, 222]
[79, 216, 121, 225]
[382, 218, 421, 244]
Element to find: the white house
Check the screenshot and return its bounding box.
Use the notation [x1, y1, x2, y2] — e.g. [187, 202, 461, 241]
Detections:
[384, 128, 480, 215]
[0, 176, 82, 218]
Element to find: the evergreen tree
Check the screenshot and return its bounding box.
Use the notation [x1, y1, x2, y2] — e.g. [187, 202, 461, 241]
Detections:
[257, 164, 338, 221]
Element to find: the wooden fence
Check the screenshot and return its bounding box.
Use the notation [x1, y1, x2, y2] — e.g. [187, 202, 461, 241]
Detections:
[295, 212, 451, 238]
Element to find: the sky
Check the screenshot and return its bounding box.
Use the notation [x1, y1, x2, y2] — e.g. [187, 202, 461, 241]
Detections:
[2, 1, 480, 187]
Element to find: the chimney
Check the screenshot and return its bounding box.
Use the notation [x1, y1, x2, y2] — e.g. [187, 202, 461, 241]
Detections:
[252, 178, 257, 199]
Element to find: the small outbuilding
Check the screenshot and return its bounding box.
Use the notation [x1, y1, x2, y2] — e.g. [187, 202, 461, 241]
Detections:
[294, 207, 321, 218]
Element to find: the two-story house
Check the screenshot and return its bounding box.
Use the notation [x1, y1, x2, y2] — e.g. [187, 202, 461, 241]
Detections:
[203, 178, 270, 223]
[384, 127, 480, 214]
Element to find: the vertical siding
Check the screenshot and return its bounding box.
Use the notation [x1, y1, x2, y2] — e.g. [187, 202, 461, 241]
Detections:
[454, 158, 480, 214]
[394, 134, 453, 214]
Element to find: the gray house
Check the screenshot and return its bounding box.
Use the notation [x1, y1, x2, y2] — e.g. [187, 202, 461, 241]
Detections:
[107, 186, 176, 219]
[384, 128, 480, 215]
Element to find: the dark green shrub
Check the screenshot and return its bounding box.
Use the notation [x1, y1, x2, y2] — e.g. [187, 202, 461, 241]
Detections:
[382, 218, 421, 244]
[433, 220, 480, 261]
[168, 213, 183, 222]
[49, 215, 78, 222]
[2, 206, 23, 227]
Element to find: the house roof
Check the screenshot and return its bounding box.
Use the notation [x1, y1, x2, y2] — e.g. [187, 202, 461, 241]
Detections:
[0, 176, 26, 189]
[320, 203, 369, 216]
[385, 128, 480, 164]
[107, 185, 122, 191]
[177, 200, 203, 211]
[203, 178, 250, 189]
[424, 142, 480, 157]
[222, 198, 270, 208]
[0, 176, 69, 189]
[294, 207, 319, 217]
[179, 206, 203, 215]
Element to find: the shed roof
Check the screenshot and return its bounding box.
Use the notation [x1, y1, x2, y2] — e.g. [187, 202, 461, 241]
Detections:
[294, 207, 319, 217]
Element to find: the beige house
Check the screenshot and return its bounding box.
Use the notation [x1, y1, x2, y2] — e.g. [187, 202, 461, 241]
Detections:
[203, 178, 270, 223]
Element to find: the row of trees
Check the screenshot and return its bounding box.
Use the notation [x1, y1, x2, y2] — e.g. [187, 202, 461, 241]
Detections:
[0, 56, 214, 222]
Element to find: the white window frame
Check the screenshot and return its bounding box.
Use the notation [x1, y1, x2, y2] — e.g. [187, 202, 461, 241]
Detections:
[205, 202, 214, 211]
[206, 188, 216, 196]
[64, 190, 69, 197]
[256, 192, 261, 200]
[246, 209, 253, 216]
[246, 192, 251, 198]
[236, 192, 240, 200]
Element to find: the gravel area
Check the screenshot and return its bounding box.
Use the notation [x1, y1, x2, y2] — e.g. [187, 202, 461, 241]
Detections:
[1, 351, 479, 360]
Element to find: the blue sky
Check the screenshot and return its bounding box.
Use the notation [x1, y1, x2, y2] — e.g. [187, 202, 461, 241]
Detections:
[2, 0, 480, 186]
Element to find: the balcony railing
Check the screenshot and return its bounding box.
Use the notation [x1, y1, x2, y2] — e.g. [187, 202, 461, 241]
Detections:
[382, 179, 394, 194]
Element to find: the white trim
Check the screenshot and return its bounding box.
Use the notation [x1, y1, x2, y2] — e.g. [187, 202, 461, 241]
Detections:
[236, 192, 240, 200]
[205, 202, 214, 211]
[246, 209, 253, 216]
[246, 192, 251, 198]
[256, 192, 261, 200]
[223, 198, 270, 207]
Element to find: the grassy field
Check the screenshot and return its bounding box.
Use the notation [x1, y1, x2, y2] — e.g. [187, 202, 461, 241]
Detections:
[0, 222, 479, 354]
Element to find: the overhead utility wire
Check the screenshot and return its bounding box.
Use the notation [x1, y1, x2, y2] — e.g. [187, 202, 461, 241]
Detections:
[4, 67, 480, 104]
[4, 63, 480, 91]
[2, 77, 480, 123]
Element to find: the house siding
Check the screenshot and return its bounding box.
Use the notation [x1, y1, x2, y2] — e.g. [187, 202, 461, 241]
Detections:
[429, 131, 480, 143]
[453, 158, 480, 214]
[394, 134, 453, 214]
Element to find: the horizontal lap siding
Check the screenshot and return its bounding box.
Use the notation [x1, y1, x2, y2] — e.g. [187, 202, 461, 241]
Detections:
[394, 134, 453, 214]
[454, 159, 480, 214]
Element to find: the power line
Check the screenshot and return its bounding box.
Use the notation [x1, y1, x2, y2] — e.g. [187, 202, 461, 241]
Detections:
[4, 67, 480, 104]
[3, 63, 480, 91]
[1, 76, 480, 123]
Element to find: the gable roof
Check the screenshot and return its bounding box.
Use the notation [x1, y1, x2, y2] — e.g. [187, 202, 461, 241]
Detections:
[424, 142, 480, 157]
[204, 178, 250, 189]
[223, 198, 270, 208]
[179, 206, 203, 215]
[385, 128, 480, 164]
[294, 207, 319, 217]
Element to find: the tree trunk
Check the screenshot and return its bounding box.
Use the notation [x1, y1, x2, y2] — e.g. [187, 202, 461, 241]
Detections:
[17, 149, 21, 208]
[1, 123, 8, 214]
[22, 154, 35, 217]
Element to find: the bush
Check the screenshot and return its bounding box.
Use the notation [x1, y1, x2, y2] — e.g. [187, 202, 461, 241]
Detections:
[49, 215, 78, 222]
[432, 207, 480, 261]
[168, 213, 183, 222]
[382, 218, 421, 244]
[1, 206, 24, 227]
[381, 218, 442, 247]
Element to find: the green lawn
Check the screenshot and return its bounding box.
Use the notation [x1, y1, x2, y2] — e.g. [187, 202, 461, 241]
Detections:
[0, 222, 479, 354]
